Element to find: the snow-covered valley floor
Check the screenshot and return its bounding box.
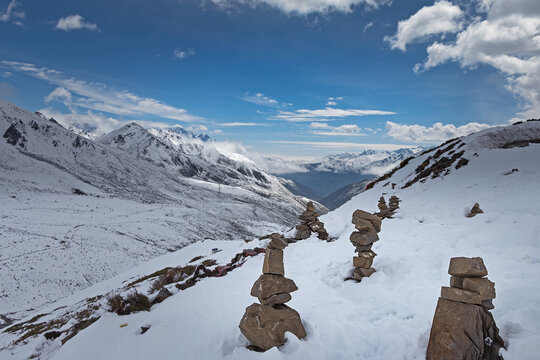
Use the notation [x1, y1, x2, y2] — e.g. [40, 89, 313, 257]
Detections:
[1, 132, 539, 359]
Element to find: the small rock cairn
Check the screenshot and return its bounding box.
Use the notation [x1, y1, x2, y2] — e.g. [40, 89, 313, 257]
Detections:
[427, 257, 505, 359]
[239, 234, 306, 351]
[376, 195, 401, 219]
[294, 201, 329, 241]
[349, 210, 382, 281]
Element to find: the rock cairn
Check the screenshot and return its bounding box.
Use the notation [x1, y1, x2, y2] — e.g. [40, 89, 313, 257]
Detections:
[376, 195, 401, 219]
[349, 210, 381, 281]
[427, 257, 505, 360]
[467, 202, 484, 218]
[239, 234, 306, 351]
[294, 201, 329, 241]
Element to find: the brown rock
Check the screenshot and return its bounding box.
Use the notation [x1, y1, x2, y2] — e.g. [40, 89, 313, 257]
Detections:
[262, 248, 284, 275]
[239, 303, 307, 351]
[352, 267, 376, 280]
[426, 298, 504, 360]
[448, 257, 488, 277]
[317, 229, 329, 241]
[309, 221, 323, 232]
[467, 202, 484, 218]
[352, 210, 382, 232]
[260, 293, 291, 306]
[441, 287, 482, 305]
[355, 244, 373, 252]
[462, 278, 496, 301]
[250, 274, 298, 299]
[354, 218, 376, 232]
[268, 234, 288, 250]
[450, 276, 464, 289]
[349, 229, 379, 246]
[353, 250, 376, 268]
[294, 227, 311, 240]
[482, 300, 495, 310]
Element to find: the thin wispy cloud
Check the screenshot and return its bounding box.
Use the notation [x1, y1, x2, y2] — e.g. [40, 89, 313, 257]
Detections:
[241, 92, 279, 106]
[209, 0, 391, 15]
[385, 121, 492, 143]
[1, 61, 203, 123]
[272, 107, 395, 122]
[218, 122, 264, 126]
[174, 48, 195, 59]
[55, 14, 100, 32]
[309, 122, 365, 136]
[268, 140, 416, 151]
[0, 0, 24, 26]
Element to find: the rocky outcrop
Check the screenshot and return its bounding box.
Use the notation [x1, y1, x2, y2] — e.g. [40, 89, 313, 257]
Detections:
[467, 203, 484, 218]
[350, 210, 380, 281]
[294, 202, 329, 241]
[426, 257, 504, 360]
[239, 234, 306, 351]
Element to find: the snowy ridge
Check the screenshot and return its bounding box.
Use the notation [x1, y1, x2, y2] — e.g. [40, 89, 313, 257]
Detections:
[1, 120, 539, 359]
[0, 100, 317, 317]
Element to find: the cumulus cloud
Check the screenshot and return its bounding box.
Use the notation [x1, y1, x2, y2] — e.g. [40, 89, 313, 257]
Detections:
[272, 107, 395, 122]
[389, 0, 540, 121]
[174, 48, 195, 59]
[55, 14, 100, 32]
[2, 61, 202, 123]
[0, 0, 24, 26]
[309, 122, 365, 136]
[385, 121, 492, 143]
[241, 92, 279, 106]
[385, 1, 463, 51]
[209, 0, 391, 15]
[326, 96, 343, 106]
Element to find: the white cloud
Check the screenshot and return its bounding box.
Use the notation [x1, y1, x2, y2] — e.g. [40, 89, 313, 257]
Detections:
[385, 121, 492, 143]
[213, 129, 223, 134]
[241, 92, 279, 106]
[218, 122, 264, 126]
[2, 61, 203, 123]
[174, 48, 196, 59]
[390, 0, 540, 121]
[385, 1, 463, 51]
[326, 96, 344, 106]
[268, 140, 417, 151]
[272, 107, 395, 122]
[55, 14, 100, 32]
[309, 122, 365, 136]
[363, 21, 374, 32]
[1, 71, 13, 78]
[209, 0, 391, 15]
[0, 0, 24, 26]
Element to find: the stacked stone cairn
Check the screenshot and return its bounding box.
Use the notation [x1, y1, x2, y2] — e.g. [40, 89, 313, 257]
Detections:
[294, 201, 329, 241]
[239, 233, 307, 351]
[427, 257, 505, 360]
[376, 195, 401, 219]
[350, 210, 381, 281]
[388, 195, 400, 212]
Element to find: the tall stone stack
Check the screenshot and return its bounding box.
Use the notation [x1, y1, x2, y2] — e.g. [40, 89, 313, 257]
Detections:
[376, 196, 392, 219]
[239, 234, 306, 351]
[388, 195, 400, 212]
[350, 210, 381, 281]
[294, 201, 329, 241]
[427, 257, 505, 360]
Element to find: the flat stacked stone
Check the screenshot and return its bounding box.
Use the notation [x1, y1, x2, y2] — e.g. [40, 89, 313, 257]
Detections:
[350, 210, 381, 281]
[388, 195, 401, 212]
[239, 234, 306, 351]
[426, 257, 505, 359]
[294, 201, 329, 241]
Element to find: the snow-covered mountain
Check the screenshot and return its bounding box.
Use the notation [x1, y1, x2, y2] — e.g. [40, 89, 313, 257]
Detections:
[279, 148, 422, 206]
[2, 119, 538, 359]
[0, 100, 317, 317]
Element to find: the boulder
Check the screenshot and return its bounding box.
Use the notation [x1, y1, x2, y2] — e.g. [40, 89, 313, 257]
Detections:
[354, 218, 376, 232]
[462, 278, 496, 300]
[349, 229, 379, 246]
[450, 276, 464, 289]
[467, 203, 484, 218]
[352, 267, 376, 280]
[355, 244, 373, 252]
[262, 248, 284, 275]
[353, 250, 376, 269]
[269, 235, 288, 250]
[250, 274, 298, 299]
[260, 293, 291, 306]
[317, 229, 329, 241]
[426, 298, 504, 360]
[352, 210, 382, 232]
[441, 287, 482, 305]
[448, 257, 488, 277]
[239, 304, 307, 351]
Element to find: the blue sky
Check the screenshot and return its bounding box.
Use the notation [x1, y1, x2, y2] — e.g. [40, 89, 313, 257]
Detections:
[1, 0, 538, 157]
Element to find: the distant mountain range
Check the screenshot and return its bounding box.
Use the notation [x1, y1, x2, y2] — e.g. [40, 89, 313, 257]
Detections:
[277, 148, 423, 209]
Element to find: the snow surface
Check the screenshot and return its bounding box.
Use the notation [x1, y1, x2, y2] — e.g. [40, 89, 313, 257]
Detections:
[2, 121, 539, 359]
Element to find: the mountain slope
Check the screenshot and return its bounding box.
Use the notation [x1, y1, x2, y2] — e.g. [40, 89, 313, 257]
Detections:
[2, 121, 538, 359]
[0, 100, 316, 316]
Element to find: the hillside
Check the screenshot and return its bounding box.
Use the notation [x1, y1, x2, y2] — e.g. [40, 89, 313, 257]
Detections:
[0, 100, 316, 317]
[1, 120, 538, 359]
